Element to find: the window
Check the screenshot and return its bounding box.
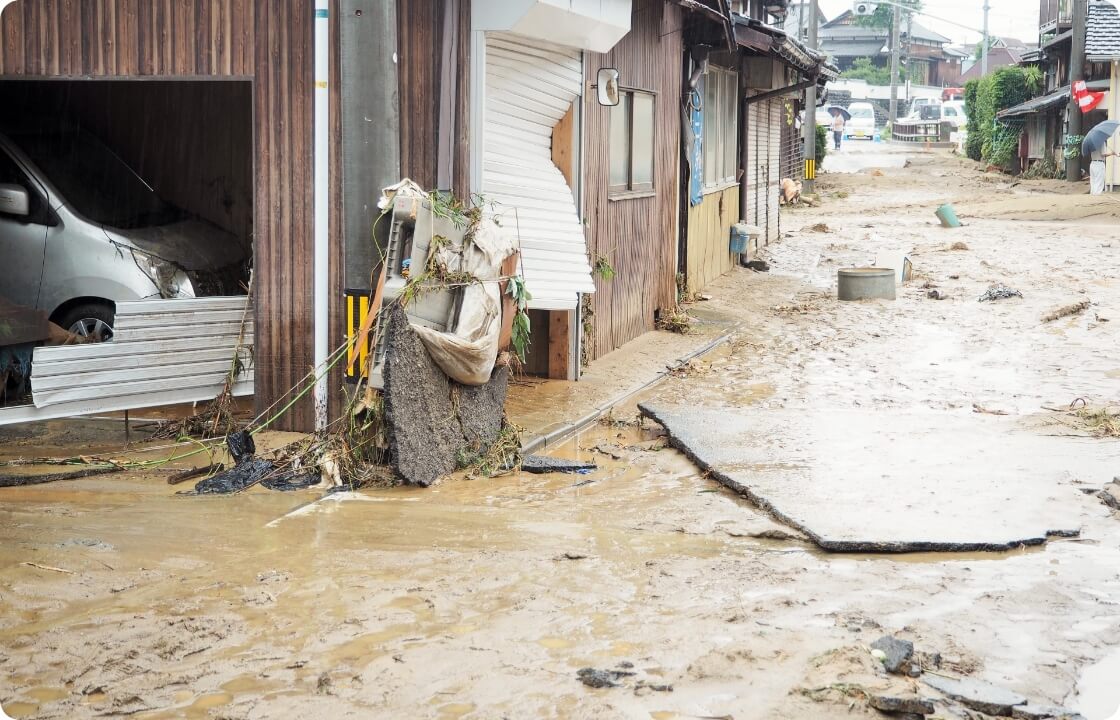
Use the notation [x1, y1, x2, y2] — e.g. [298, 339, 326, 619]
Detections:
[702, 67, 739, 188]
[609, 90, 655, 194]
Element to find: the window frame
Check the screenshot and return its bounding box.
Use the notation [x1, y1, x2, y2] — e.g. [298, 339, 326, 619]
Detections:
[702, 66, 740, 192]
[608, 88, 657, 198]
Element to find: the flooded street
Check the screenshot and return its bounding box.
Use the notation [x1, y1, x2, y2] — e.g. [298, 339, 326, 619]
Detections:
[4, 146, 1120, 719]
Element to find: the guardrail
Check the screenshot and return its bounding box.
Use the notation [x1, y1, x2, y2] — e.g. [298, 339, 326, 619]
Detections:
[891, 120, 953, 144]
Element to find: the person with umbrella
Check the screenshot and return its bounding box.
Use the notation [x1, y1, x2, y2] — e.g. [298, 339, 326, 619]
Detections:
[829, 107, 850, 151]
[1083, 120, 1118, 195]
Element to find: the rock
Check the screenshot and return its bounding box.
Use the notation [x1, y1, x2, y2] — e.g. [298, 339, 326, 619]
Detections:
[519, 456, 598, 474]
[1100, 482, 1120, 510]
[923, 675, 1027, 716]
[927, 289, 948, 300]
[383, 305, 511, 486]
[576, 667, 634, 689]
[1011, 705, 1085, 720]
[743, 259, 771, 272]
[871, 635, 915, 674]
[868, 693, 935, 715]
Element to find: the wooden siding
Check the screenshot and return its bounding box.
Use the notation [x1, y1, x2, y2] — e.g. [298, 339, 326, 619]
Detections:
[583, 0, 682, 360]
[0, 0, 255, 77]
[685, 187, 738, 293]
[397, 0, 471, 198]
[1, 0, 331, 431]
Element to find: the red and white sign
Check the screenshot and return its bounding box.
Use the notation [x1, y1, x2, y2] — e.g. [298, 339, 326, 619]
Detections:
[1073, 80, 1106, 113]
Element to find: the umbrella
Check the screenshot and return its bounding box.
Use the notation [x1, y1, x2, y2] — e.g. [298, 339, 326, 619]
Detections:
[1082, 120, 1120, 156]
[828, 106, 851, 121]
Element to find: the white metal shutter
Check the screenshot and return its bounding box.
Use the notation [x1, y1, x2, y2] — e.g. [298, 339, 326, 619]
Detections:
[767, 99, 782, 244]
[0, 297, 253, 425]
[483, 32, 593, 311]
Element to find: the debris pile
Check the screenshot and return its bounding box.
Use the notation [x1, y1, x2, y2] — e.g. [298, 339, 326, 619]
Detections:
[978, 285, 1023, 302]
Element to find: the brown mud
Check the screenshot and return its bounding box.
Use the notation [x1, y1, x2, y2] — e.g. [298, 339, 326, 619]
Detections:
[3, 146, 1120, 719]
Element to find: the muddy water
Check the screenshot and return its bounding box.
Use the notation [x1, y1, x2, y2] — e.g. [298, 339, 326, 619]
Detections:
[4, 151, 1120, 718]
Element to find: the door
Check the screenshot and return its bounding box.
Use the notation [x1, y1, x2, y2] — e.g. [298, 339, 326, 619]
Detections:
[0, 146, 49, 310]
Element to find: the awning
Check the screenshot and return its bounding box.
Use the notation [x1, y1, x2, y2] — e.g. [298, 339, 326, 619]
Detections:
[732, 15, 840, 80]
[998, 87, 1070, 119]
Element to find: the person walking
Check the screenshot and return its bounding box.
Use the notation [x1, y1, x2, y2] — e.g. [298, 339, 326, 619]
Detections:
[831, 111, 845, 151]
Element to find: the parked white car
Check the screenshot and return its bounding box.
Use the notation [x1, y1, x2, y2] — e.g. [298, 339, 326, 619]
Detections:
[845, 102, 876, 140]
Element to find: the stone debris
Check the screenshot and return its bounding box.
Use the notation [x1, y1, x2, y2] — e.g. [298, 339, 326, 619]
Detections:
[923, 674, 1027, 716]
[1099, 480, 1120, 510]
[978, 285, 1023, 302]
[519, 456, 597, 474]
[868, 693, 935, 715]
[927, 289, 948, 300]
[576, 667, 635, 689]
[871, 635, 915, 674]
[1011, 705, 1086, 720]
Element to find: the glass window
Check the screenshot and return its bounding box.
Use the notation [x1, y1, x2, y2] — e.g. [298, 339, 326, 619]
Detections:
[631, 93, 654, 189]
[609, 94, 631, 189]
[608, 90, 656, 195]
[701, 67, 739, 189]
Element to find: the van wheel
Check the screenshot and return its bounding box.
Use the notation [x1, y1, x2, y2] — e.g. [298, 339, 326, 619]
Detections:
[57, 303, 115, 343]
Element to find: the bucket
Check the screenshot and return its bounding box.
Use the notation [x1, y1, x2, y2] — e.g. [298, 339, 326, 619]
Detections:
[729, 224, 751, 254]
[837, 268, 896, 301]
[935, 203, 962, 228]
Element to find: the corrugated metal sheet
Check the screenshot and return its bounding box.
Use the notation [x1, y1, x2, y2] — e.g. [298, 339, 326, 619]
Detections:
[483, 32, 594, 311]
[27, 297, 253, 412]
[766, 99, 781, 244]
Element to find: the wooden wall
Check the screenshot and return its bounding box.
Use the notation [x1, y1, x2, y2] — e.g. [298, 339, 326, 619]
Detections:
[0, 0, 333, 431]
[583, 0, 682, 361]
[685, 186, 738, 293]
[397, 0, 471, 198]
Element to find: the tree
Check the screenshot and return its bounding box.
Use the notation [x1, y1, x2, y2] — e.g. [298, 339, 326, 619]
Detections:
[841, 57, 893, 86]
[854, 0, 922, 29]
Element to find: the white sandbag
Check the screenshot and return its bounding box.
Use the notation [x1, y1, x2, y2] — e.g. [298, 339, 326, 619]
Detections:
[410, 219, 519, 385]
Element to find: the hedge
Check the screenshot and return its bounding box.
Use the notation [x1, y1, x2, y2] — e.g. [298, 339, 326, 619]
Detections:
[964, 67, 1034, 168]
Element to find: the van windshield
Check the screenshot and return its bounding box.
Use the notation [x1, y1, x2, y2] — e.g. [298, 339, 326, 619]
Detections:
[850, 107, 874, 119]
[11, 128, 183, 229]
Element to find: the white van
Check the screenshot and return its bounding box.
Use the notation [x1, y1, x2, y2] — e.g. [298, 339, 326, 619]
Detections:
[845, 102, 876, 140]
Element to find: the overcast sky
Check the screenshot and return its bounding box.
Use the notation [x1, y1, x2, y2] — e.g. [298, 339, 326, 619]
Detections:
[817, 0, 1041, 46]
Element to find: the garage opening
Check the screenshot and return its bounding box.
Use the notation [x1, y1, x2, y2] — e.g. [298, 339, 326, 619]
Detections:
[0, 80, 253, 413]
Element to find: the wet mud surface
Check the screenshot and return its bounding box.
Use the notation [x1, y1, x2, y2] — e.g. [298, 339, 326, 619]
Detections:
[3, 148, 1120, 718]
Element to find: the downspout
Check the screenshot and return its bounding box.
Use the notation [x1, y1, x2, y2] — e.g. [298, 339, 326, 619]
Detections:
[739, 52, 750, 222]
[313, 1, 330, 430]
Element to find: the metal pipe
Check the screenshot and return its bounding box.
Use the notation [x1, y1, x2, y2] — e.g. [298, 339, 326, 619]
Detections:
[801, 0, 818, 192]
[313, 0, 330, 430]
[981, 0, 990, 76]
[889, 3, 901, 123]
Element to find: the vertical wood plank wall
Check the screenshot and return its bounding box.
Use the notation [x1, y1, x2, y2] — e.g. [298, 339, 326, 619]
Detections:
[0, 0, 331, 431]
[396, 0, 471, 200]
[685, 186, 738, 293]
[583, 0, 682, 361]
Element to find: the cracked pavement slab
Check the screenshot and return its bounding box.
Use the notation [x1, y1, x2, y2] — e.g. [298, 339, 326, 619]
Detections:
[639, 403, 1100, 553]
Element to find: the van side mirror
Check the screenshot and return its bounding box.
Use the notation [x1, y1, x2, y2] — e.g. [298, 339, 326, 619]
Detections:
[597, 68, 620, 106]
[0, 184, 29, 217]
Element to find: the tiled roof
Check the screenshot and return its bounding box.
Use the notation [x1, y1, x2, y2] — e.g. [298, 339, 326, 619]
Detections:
[997, 86, 1070, 119]
[1086, 0, 1120, 60]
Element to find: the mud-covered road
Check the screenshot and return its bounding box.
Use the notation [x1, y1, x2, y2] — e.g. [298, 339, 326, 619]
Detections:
[3, 146, 1120, 719]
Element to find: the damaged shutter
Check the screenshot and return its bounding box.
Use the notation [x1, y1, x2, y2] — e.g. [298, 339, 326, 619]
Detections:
[483, 32, 594, 311]
[0, 297, 253, 425]
[767, 99, 781, 244]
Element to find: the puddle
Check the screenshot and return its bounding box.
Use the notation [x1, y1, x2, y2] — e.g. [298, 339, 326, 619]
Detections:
[1071, 646, 1120, 719]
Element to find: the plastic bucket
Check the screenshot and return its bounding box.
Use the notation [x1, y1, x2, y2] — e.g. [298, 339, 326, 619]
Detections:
[935, 203, 962, 228]
[729, 225, 750, 254]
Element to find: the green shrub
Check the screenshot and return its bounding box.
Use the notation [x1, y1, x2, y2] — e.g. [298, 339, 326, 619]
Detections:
[816, 124, 828, 167]
[968, 67, 1033, 169]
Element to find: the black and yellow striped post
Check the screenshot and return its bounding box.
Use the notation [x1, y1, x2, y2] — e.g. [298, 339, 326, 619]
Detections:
[344, 289, 372, 382]
[804, 157, 817, 181]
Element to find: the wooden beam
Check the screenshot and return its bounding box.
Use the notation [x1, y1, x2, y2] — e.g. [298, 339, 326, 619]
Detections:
[547, 311, 572, 380]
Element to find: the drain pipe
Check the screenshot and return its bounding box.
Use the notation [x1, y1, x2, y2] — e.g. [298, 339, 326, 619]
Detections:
[313, 1, 330, 430]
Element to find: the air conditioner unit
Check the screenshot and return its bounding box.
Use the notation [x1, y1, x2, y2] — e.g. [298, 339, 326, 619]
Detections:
[853, 2, 879, 15]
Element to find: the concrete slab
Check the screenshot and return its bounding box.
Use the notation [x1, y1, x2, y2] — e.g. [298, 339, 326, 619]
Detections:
[638, 404, 1091, 553]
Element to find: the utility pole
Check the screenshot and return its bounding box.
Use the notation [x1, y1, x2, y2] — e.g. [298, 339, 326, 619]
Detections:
[981, 0, 991, 76]
[802, 0, 819, 191]
[889, 3, 901, 124]
[1066, 0, 1088, 181]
